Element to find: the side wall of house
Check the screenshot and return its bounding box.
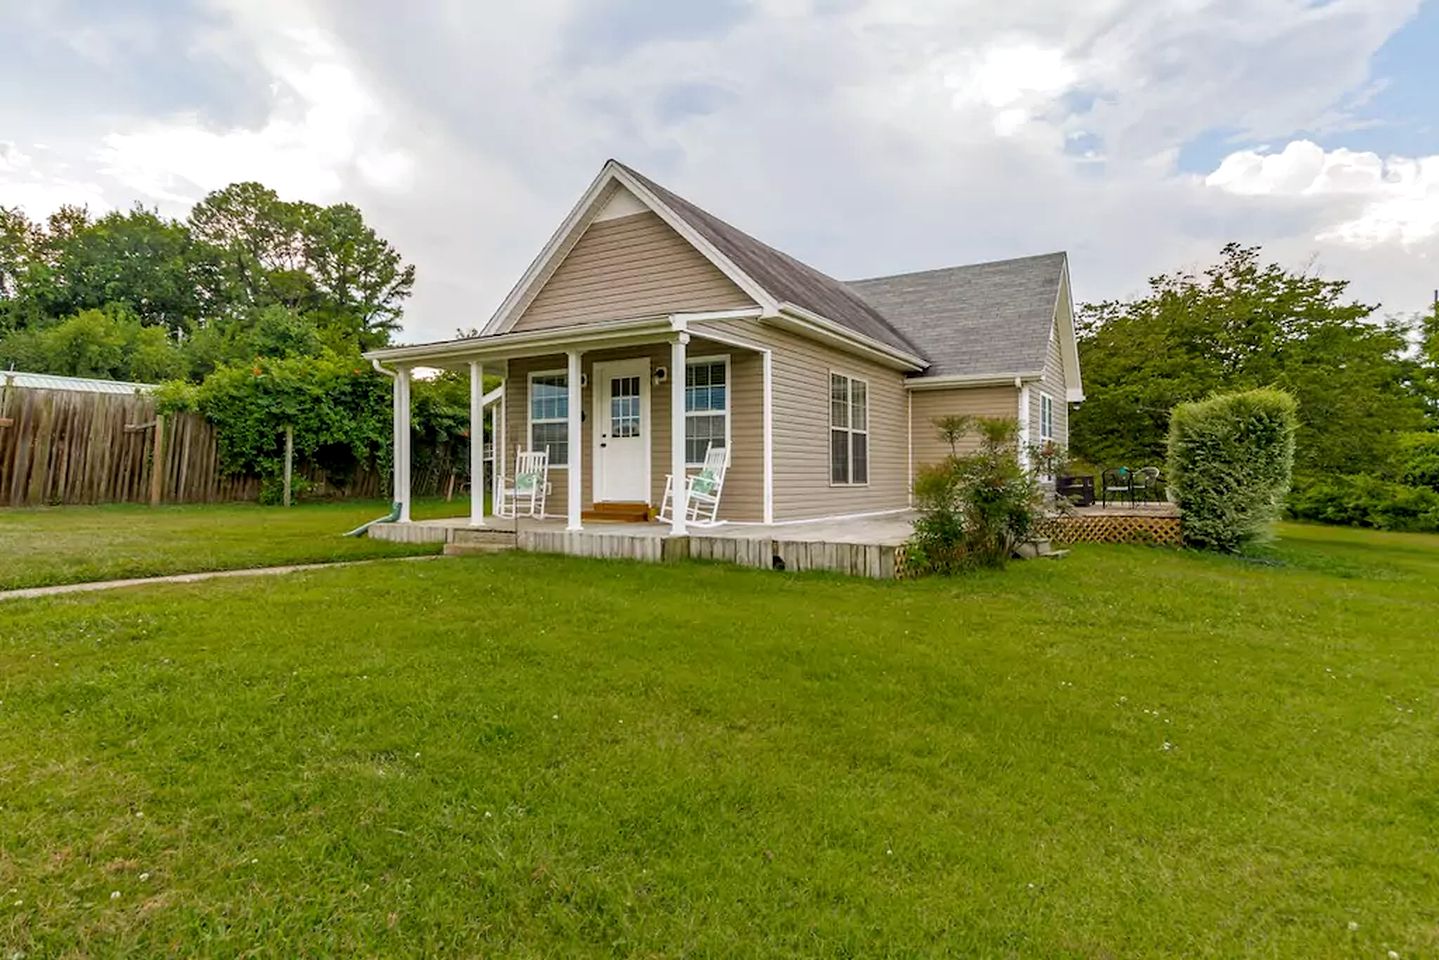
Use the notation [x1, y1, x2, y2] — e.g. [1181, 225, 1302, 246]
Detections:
[909, 385, 1022, 474]
[696, 319, 911, 521]
[509, 211, 755, 333]
[500, 338, 764, 522]
[1028, 320, 1069, 449]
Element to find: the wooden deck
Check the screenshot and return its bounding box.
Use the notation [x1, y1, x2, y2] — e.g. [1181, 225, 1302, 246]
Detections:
[368, 513, 915, 579]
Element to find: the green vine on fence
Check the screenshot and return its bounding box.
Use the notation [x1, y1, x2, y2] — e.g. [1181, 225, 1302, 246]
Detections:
[156, 352, 475, 504]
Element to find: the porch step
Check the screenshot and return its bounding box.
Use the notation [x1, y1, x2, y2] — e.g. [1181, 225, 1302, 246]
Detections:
[444, 542, 515, 556]
[450, 529, 518, 549]
[581, 501, 651, 524]
[1014, 538, 1066, 560]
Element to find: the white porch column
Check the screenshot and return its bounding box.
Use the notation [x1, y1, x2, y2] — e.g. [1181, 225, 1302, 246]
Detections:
[469, 360, 485, 527]
[395, 365, 412, 522]
[669, 334, 689, 535]
[566, 349, 583, 531]
[761, 349, 774, 525]
[1017, 383, 1032, 470]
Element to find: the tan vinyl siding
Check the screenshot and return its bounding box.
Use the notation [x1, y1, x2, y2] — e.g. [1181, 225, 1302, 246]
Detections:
[695, 319, 910, 522]
[1029, 324, 1068, 448]
[511, 212, 755, 333]
[501, 338, 764, 522]
[909, 385, 1021, 473]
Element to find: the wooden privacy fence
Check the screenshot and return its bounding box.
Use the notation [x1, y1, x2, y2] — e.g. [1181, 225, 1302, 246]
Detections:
[0, 385, 396, 507]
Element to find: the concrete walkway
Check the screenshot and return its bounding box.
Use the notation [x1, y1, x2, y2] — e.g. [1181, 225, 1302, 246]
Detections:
[0, 555, 441, 602]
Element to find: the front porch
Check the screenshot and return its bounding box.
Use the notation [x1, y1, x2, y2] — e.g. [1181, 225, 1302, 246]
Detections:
[373, 311, 771, 538]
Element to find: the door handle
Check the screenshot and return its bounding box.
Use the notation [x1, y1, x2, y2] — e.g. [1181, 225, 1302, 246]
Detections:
[600, 442, 607, 448]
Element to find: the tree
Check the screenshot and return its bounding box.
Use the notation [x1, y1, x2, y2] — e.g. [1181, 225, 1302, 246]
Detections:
[46, 207, 211, 335]
[301, 203, 415, 350]
[188, 182, 312, 312]
[188, 184, 414, 350]
[0, 306, 185, 382]
[1071, 244, 1424, 476]
[0, 206, 44, 333]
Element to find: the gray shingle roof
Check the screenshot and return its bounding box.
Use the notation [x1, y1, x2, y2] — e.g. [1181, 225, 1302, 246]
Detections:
[846, 253, 1067, 379]
[616, 162, 924, 358]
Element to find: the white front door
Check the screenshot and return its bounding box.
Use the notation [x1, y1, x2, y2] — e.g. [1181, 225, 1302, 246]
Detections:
[592, 358, 650, 503]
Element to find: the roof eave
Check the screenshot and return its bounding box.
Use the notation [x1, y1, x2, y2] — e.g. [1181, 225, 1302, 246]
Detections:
[905, 371, 1043, 391]
[363, 315, 681, 366]
[771, 303, 928, 371]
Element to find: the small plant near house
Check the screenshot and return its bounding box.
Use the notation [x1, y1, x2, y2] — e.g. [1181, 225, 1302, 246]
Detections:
[907, 417, 1044, 574]
[934, 414, 976, 456]
[1167, 387, 1298, 552]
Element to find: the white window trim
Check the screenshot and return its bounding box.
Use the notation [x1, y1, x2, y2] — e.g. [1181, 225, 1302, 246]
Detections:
[829, 370, 870, 487]
[528, 368, 569, 470]
[1040, 393, 1054, 441]
[684, 354, 731, 468]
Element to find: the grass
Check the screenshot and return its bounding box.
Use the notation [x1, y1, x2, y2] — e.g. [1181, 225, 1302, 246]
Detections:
[0, 497, 478, 590]
[1, 522, 1437, 956]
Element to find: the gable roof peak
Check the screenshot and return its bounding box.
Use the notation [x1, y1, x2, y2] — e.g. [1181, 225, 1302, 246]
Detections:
[607, 161, 924, 358]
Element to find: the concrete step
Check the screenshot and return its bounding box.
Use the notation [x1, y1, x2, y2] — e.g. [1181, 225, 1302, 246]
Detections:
[444, 541, 515, 556]
[451, 528, 519, 548]
[1014, 538, 1066, 560]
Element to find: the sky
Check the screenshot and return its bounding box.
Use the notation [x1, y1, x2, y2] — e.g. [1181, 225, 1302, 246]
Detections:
[1, 0, 1436, 343]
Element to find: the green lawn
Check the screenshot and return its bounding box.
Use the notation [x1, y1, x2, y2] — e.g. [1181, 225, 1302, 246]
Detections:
[2, 523, 1436, 956]
[0, 498, 478, 590]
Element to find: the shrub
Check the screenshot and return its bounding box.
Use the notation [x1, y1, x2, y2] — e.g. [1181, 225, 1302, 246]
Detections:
[1286, 474, 1439, 532]
[907, 417, 1043, 574]
[1167, 387, 1298, 552]
[1397, 433, 1439, 492]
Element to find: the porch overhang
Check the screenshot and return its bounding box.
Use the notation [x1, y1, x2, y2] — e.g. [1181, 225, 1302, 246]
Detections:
[363, 315, 684, 368]
[362, 307, 768, 369]
[904, 371, 1043, 391]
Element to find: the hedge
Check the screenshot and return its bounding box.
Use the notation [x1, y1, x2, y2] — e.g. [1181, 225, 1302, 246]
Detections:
[1287, 474, 1439, 532]
[1166, 388, 1298, 552]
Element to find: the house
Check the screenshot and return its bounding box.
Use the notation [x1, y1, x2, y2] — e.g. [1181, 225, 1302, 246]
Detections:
[363, 160, 1082, 534]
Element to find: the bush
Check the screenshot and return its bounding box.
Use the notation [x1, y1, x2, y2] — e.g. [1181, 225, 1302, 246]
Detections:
[1397, 432, 1439, 492]
[907, 417, 1043, 574]
[1167, 388, 1298, 552]
[1286, 474, 1439, 532]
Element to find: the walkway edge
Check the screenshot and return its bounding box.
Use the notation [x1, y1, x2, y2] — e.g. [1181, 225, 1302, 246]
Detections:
[0, 555, 444, 602]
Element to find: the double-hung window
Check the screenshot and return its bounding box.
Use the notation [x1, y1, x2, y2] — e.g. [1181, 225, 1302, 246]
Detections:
[528, 371, 569, 466]
[830, 372, 868, 485]
[1040, 394, 1054, 441]
[685, 357, 729, 465]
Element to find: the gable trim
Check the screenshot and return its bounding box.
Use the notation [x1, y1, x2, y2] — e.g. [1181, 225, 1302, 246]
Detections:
[483, 163, 776, 336]
[1053, 257, 1085, 402]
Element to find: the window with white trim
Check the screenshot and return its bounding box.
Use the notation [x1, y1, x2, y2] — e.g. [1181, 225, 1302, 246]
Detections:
[1040, 394, 1054, 440]
[830, 372, 868, 485]
[528, 371, 568, 466]
[685, 357, 729, 465]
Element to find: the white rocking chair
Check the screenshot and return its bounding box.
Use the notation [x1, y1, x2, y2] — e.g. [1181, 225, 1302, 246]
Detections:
[658, 445, 728, 526]
[497, 448, 550, 519]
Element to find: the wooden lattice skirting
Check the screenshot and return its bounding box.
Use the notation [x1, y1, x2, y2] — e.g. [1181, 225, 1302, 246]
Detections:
[1034, 514, 1182, 546]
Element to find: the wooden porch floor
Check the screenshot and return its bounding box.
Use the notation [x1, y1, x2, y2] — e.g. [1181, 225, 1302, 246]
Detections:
[368, 512, 916, 578]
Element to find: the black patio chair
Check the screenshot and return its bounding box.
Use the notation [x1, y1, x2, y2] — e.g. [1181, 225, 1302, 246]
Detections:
[1102, 466, 1136, 507]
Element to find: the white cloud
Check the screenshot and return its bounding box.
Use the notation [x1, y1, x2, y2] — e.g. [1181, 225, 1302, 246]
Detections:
[943, 41, 1077, 135]
[0, 0, 1433, 336]
[98, 14, 413, 205]
[1206, 140, 1439, 246]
